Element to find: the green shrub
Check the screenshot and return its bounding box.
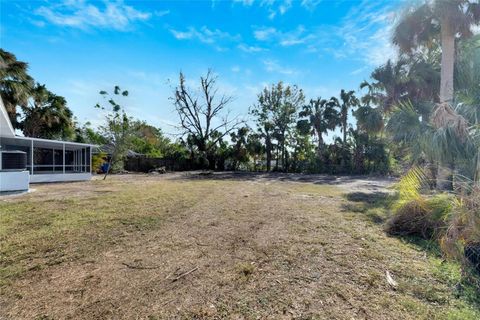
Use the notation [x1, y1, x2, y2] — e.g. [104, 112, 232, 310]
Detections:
[92, 152, 107, 173]
[386, 194, 453, 239]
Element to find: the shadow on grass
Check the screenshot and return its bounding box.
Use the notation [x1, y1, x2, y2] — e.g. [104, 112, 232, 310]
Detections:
[341, 191, 396, 224]
[168, 170, 395, 188]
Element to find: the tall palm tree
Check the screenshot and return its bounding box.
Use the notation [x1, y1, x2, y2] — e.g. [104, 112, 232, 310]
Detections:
[331, 89, 359, 146]
[22, 84, 75, 139]
[0, 49, 34, 127]
[393, 0, 480, 105]
[393, 0, 480, 190]
[298, 98, 339, 160]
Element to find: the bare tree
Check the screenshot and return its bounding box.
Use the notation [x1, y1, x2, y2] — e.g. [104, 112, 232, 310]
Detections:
[173, 70, 242, 168]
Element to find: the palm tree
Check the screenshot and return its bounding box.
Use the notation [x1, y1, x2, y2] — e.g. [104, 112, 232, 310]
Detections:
[0, 49, 34, 127]
[393, 0, 480, 190]
[393, 0, 480, 105]
[22, 84, 75, 139]
[329, 90, 359, 170]
[361, 55, 440, 117]
[230, 126, 250, 170]
[360, 60, 409, 113]
[331, 90, 359, 146]
[298, 98, 339, 160]
[354, 105, 384, 135]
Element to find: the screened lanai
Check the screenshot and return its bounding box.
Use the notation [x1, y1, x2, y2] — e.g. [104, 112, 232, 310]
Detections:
[0, 136, 93, 183]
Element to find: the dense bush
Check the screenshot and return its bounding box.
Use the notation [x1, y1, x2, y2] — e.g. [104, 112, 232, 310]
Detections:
[386, 195, 452, 239]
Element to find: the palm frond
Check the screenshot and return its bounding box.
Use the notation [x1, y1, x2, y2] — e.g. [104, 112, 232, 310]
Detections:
[395, 166, 428, 204]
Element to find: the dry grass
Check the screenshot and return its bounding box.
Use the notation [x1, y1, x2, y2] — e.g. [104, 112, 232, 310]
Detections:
[385, 197, 450, 239]
[0, 173, 478, 319]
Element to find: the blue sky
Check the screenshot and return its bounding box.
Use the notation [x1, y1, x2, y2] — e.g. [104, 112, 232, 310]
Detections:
[1, 0, 402, 137]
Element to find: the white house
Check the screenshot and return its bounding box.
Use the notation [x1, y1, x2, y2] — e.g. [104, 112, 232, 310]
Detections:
[0, 96, 94, 192]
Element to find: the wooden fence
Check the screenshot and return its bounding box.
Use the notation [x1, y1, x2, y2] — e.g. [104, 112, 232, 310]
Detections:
[125, 157, 178, 172]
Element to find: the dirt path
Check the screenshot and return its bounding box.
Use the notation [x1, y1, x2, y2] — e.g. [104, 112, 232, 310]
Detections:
[0, 174, 470, 319]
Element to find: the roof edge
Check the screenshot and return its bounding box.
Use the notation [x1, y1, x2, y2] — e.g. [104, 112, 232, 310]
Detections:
[0, 96, 16, 137]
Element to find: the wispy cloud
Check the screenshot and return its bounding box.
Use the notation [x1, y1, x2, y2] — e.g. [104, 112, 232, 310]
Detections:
[296, 0, 399, 67]
[233, 0, 255, 6]
[300, 0, 322, 11]
[263, 59, 297, 75]
[170, 26, 240, 45]
[253, 27, 277, 41]
[235, 0, 293, 20]
[154, 10, 170, 17]
[332, 0, 398, 66]
[264, 0, 292, 20]
[350, 66, 369, 76]
[35, 0, 152, 31]
[254, 25, 314, 47]
[238, 43, 265, 53]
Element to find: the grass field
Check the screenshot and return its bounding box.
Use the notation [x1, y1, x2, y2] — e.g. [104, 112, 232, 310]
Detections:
[0, 173, 479, 319]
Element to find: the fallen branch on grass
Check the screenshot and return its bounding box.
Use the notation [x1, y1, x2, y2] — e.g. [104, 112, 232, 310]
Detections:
[171, 266, 198, 282]
[386, 270, 398, 289]
[122, 262, 161, 270]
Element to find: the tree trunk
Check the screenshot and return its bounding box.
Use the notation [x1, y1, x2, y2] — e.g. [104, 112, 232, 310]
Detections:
[275, 147, 279, 171]
[341, 122, 348, 170]
[103, 154, 113, 180]
[439, 21, 455, 104]
[427, 160, 438, 190]
[437, 161, 454, 191]
[266, 134, 272, 172]
[317, 132, 324, 158]
[436, 21, 456, 190]
[281, 131, 286, 172]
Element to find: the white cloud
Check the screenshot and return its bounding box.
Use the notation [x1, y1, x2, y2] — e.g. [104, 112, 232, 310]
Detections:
[154, 10, 170, 17]
[238, 43, 265, 53]
[278, 0, 292, 15]
[254, 25, 313, 47]
[301, 0, 322, 11]
[334, 0, 398, 66]
[170, 29, 193, 40]
[170, 26, 240, 45]
[233, 0, 293, 20]
[349, 66, 369, 76]
[254, 27, 277, 40]
[262, 0, 292, 20]
[233, 0, 255, 6]
[263, 59, 297, 75]
[231, 66, 241, 73]
[302, 0, 399, 66]
[36, 0, 152, 31]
